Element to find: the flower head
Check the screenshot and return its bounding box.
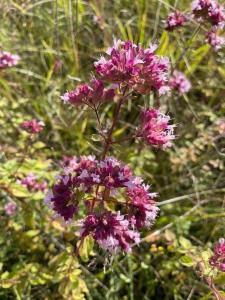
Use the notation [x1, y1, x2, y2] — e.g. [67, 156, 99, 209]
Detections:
[127, 184, 159, 229]
[165, 11, 186, 31]
[45, 156, 159, 252]
[140, 108, 176, 149]
[20, 173, 47, 192]
[169, 71, 191, 95]
[209, 238, 225, 272]
[45, 175, 79, 222]
[21, 119, 44, 134]
[94, 40, 170, 95]
[61, 79, 115, 105]
[205, 29, 225, 50]
[4, 202, 17, 216]
[80, 212, 140, 253]
[0, 51, 20, 69]
[192, 0, 225, 28]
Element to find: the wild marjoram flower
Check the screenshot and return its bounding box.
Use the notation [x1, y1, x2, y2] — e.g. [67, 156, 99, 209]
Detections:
[61, 78, 115, 106]
[192, 0, 225, 29]
[0, 51, 20, 69]
[205, 28, 225, 50]
[4, 202, 17, 216]
[139, 108, 176, 149]
[21, 119, 44, 134]
[20, 173, 47, 192]
[48, 40, 175, 254]
[169, 71, 192, 95]
[94, 40, 170, 95]
[165, 11, 187, 31]
[45, 156, 158, 253]
[209, 238, 225, 272]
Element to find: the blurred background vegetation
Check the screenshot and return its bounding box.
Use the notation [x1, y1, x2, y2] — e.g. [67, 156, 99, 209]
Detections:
[0, 0, 225, 299]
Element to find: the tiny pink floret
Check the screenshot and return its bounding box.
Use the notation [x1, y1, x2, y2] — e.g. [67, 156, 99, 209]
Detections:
[21, 119, 44, 134]
[140, 108, 176, 149]
[0, 51, 20, 69]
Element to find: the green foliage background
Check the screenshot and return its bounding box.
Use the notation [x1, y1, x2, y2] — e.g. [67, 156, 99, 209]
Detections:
[0, 0, 225, 299]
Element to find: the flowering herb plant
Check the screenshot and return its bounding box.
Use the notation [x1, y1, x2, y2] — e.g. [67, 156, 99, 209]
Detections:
[45, 40, 175, 254]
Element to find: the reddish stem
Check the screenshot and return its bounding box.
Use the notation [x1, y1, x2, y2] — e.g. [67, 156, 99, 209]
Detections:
[101, 88, 132, 159]
[93, 105, 106, 141]
[90, 87, 132, 212]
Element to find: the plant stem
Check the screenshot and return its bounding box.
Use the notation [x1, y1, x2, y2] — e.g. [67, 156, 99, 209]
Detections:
[101, 88, 132, 159]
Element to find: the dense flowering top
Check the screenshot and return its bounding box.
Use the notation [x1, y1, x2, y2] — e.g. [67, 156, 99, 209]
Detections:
[165, 11, 186, 31]
[21, 119, 44, 134]
[94, 40, 170, 95]
[80, 212, 140, 253]
[20, 174, 47, 192]
[139, 108, 176, 149]
[205, 29, 225, 50]
[0, 51, 20, 69]
[169, 71, 191, 95]
[45, 156, 158, 253]
[209, 238, 225, 272]
[4, 202, 17, 216]
[61, 79, 115, 106]
[192, 0, 225, 28]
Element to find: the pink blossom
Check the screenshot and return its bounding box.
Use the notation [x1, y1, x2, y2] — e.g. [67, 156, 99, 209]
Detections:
[169, 71, 191, 95]
[94, 40, 170, 95]
[216, 119, 225, 134]
[165, 11, 186, 31]
[45, 175, 78, 222]
[61, 79, 115, 106]
[45, 156, 159, 252]
[80, 212, 140, 253]
[4, 202, 17, 216]
[21, 119, 44, 134]
[192, 0, 225, 29]
[205, 29, 225, 50]
[127, 184, 159, 229]
[209, 238, 225, 272]
[140, 108, 176, 149]
[20, 173, 47, 192]
[0, 51, 20, 69]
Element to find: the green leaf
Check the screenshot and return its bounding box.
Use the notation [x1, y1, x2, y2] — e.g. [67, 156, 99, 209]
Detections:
[120, 274, 131, 283]
[180, 255, 194, 267]
[10, 183, 30, 198]
[90, 134, 103, 142]
[179, 237, 192, 249]
[78, 235, 94, 262]
[32, 141, 46, 149]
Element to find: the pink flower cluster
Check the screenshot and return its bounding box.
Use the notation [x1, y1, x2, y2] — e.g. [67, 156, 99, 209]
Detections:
[61, 79, 115, 106]
[94, 40, 170, 95]
[0, 51, 20, 69]
[165, 11, 186, 31]
[140, 108, 175, 149]
[209, 238, 225, 272]
[205, 29, 225, 50]
[45, 156, 158, 253]
[192, 0, 225, 51]
[20, 174, 47, 192]
[216, 119, 225, 134]
[21, 119, 44, 134]
[192, 0, 225, 28]
[80, 212, 140, 253]
[169, 71, 191, 95]
[4, 202, 17, 216]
